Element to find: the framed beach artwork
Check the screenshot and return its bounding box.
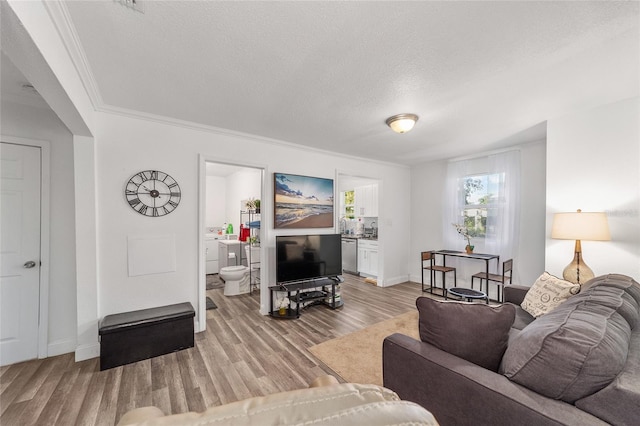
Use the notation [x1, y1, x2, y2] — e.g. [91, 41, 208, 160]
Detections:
[274, 173, 334, 229]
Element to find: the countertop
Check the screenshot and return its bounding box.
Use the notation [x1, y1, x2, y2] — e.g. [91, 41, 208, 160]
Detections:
[218, 239, 244, 245]
[341, 234, 377, 241]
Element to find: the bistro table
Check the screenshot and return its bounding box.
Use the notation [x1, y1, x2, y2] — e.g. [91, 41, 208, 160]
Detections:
[432, 250, 500, 299]
[446, 287, 489, 304]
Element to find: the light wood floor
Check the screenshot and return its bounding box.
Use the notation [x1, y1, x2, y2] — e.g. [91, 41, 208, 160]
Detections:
[0, 276, 434, 425]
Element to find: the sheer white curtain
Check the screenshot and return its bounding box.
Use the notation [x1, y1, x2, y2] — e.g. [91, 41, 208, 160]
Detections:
[485, 150, 521, 280]
[443, 160, 469, 249]
[441, 160, 469, 286]
[442, 150, 521, 287]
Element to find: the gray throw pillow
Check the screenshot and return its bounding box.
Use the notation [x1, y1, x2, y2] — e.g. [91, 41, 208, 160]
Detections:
[501, 286, 632, 403]
[416, 297, 515, 372]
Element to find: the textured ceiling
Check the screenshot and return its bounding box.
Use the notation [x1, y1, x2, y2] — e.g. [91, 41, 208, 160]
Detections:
[20, 1, 640, 164]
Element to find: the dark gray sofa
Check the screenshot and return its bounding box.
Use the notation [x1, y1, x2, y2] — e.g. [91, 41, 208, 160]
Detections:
[383, 274, 640, 426]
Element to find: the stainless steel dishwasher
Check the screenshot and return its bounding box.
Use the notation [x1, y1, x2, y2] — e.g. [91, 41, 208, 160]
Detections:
[341, 237, 358, 275]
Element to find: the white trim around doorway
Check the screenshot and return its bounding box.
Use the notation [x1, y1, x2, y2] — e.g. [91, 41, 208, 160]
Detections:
[1, 135, 51, 359]
[197, 155, 269, 331]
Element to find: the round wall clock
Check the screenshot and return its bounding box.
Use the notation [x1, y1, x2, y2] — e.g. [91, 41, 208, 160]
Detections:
[125, 170, 181, 217]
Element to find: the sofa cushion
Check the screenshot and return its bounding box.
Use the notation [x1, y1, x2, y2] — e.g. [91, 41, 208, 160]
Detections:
[582, 274, 640, 329]
[520, 272, 580, 317]
[511, 303, 535, 331]
[416, 297, 515, 372]
[501, 284, 633, 403]
[574, 329, 640, 426]
[118, 380, 439, 426]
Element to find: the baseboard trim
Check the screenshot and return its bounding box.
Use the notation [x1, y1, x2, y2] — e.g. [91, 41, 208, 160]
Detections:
[75, 342, 100, 362]
[47, 338, 76, 357]
[382, 275, 411, 287]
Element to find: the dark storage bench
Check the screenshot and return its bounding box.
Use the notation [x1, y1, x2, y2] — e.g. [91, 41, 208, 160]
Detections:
[98, 302, 195, 370]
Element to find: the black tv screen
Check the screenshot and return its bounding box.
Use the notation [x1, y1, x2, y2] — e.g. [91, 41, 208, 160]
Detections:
[276, 234, 342, 283]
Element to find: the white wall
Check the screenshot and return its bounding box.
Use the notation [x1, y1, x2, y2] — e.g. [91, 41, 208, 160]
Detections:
[94, 112, 411, 321]
[518, 141, 546, 284]
[205, 169, 261, 235]
[205, 175, 226, 229]
[546, 97, 640, 281]
[225, 168, 261, 234]
[410, 159, 448, 280]
[0, 99, 78, 356]
[409, 141, 547, 287]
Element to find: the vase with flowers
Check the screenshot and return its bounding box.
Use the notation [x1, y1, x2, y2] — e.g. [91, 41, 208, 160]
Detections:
[452, 223, 474, 253]
[277, 296, 290, 316]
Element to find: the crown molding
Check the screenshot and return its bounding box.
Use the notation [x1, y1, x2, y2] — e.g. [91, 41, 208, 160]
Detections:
[40, 1, 407, 170]
[43, 0, 103, 110]
[97, 103, 409, 170]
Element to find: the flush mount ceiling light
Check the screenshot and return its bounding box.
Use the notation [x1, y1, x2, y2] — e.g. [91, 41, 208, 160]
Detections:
[386, 113, 419, 134]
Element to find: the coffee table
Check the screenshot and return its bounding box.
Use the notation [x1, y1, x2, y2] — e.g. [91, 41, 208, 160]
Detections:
[446, 287, 489, 304]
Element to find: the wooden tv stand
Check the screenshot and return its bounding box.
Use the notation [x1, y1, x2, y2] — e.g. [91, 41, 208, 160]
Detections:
[269, 277, 343, 319]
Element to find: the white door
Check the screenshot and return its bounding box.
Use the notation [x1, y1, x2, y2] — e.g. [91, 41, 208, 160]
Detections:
[0, 142, 41, 366]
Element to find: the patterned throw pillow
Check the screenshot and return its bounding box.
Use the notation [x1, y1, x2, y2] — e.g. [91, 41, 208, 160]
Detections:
[521, 272, 580, 317]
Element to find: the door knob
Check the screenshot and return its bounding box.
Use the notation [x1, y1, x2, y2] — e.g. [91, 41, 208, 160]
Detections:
[23, 261, 37, 269]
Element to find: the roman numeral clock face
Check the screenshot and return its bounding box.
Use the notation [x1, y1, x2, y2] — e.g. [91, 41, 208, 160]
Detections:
[125, 170, 181, 217]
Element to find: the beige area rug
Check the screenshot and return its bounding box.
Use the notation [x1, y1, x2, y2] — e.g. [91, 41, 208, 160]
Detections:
[308, 310, 420, 386]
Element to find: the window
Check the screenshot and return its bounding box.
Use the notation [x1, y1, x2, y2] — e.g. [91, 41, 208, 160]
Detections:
[444, 150, 520, 287]
[459, 172, 505, 239]
[344, 190, 355, 219]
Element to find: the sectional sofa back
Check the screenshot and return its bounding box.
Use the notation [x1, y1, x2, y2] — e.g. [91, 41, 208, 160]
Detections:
[501, 274, 640, 425]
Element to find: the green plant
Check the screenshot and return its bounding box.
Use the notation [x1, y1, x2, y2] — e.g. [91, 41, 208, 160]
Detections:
[245, 198, 261, 211]
[452, 223, 473, 247]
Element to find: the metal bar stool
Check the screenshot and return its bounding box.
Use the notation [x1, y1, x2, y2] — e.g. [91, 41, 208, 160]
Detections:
[421, 251, 456, 296]
[471, 259, 513, 302]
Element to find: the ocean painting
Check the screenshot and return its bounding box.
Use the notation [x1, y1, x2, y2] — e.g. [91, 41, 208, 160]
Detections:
[274, 173, 334, 229]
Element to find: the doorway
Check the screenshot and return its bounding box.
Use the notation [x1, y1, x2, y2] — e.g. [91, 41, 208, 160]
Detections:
[0, 140, 50, 366]
[201, 160, 264, 322]
[337, 173, 381, 284]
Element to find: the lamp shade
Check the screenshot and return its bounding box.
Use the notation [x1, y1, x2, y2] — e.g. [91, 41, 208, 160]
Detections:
[386, 114, 418, 134]
[551, 211, 610, 241]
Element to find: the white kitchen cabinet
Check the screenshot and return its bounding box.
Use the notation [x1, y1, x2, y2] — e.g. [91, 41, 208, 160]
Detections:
[357, 239, 378, 277]
[354, 184, 379, 217]
[368, 248, 379, 276]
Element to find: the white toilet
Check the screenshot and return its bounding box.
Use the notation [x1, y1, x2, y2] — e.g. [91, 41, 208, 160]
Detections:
[220, 265, 250, 296]
[219, 246, 260, 296]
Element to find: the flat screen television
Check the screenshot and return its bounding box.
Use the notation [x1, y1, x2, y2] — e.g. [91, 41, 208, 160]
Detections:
[276, 234, 342, 283]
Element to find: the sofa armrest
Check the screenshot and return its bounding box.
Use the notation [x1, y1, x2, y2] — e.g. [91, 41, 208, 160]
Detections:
[118, 407, 165, 425]
[309, 374, 339, 387]
[117, 374, 438, 426]
[503, 284, 530, 304]
[383, 333, 607, 426]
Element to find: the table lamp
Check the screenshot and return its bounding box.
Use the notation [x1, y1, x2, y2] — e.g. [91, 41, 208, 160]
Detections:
[551, 209, 611, 284]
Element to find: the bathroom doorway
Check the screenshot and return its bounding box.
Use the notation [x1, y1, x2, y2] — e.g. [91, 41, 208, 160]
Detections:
[200, 159, 264, 327]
